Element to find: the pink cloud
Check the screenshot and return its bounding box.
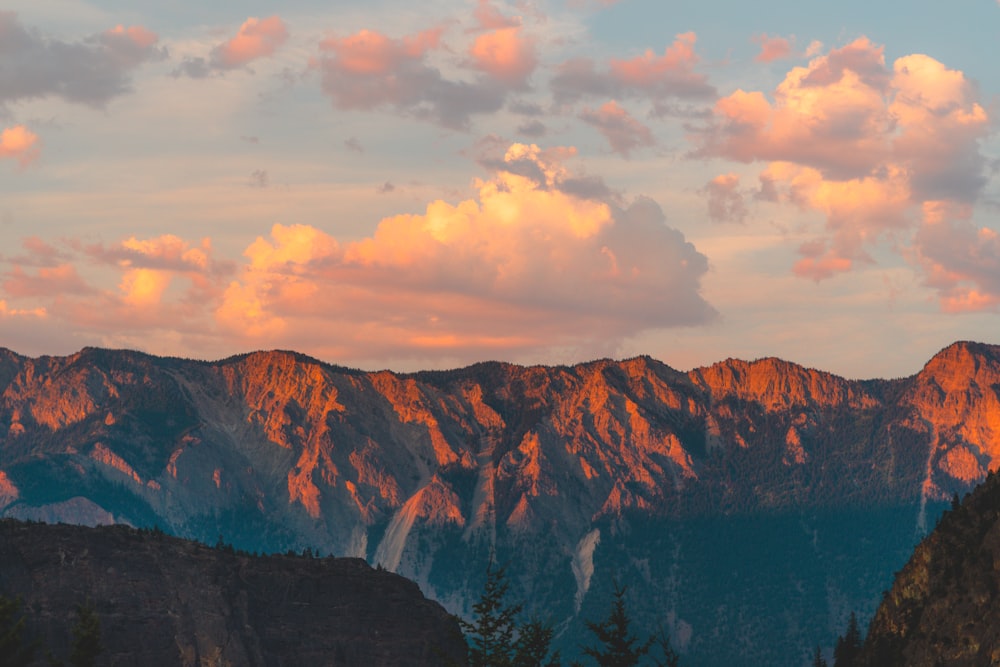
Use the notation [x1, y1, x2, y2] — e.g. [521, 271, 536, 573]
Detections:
[0, 13, 163, 108]
[913, 203, 1000, 312]
[551, 32, 715, 104]
[579, 101, 654, 156]
[468, 27, 537, 86]
[703, 173, 748, 223]
[471, 0, 521, 30]
[3, 264, 91, 298]
[0, 235, 232, 350]
[693, 37, 992, 289]
[313, 26, 506, 128]
[0, 125, 40, 166]
[211, 16, 288, 69]
[752, 34, 792, 63]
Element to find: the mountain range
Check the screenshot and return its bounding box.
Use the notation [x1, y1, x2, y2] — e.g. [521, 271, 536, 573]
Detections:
[2, 340, 999, 665]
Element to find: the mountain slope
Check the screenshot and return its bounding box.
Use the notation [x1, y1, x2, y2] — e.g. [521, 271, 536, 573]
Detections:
[1, 341, 998, 664]
[861, 467, 1000, 666]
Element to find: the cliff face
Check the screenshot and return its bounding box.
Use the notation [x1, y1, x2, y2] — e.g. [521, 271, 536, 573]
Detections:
[861, 468, 1000, 666]
[1, 341, 998, 665]
[0, 519, 466, 667]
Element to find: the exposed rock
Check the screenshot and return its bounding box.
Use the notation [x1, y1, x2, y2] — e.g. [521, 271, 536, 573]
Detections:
[0, 519, 466, 666]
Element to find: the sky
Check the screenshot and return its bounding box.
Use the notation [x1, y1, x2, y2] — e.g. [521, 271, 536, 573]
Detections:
[1, 0, 998, 379]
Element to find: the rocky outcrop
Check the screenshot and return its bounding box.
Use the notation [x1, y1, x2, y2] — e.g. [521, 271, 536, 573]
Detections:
[0, 519, 466, 666]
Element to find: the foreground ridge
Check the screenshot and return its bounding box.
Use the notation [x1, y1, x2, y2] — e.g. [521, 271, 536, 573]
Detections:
[0, 519, 466, 666]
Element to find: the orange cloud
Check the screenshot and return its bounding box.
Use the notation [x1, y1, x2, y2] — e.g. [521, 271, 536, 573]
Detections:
[694, 37, 992, 288]
[469, 27, 537, 86]
[0, 234, 232, 353]
[319, 28, 442, 76]
[0, 145, 715, 363]
[216, 143, 715, 361]
[752, 34, 792, 63]
[579, 101, 654, 157]
[211, 16, 288, 69]
[0, 125, 40, 166]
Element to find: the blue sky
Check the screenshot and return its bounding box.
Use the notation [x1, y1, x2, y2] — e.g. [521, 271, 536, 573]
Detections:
[1, 0, 998, 378]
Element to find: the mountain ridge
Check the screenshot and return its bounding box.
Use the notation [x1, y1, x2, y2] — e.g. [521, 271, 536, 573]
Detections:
[2, 340, 998, 665]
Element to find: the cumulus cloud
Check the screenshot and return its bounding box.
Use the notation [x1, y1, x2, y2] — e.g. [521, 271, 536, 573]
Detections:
[0, 12, 163, 109]
[0, 125, 40, 166]
[752, 34, 792, 63]
[214, 143, 715, 360]
[313, 26, 506, 129]
[176, 15, 289, 77]
[551, 32, 715, 104]
[0, 145, 714, 363]
[693, 37, 992, 289]
[579, 101, 654, 157]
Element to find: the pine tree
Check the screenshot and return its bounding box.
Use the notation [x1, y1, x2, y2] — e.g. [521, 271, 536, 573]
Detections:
[833, 612, 862, 667]
[651, 626, 680, 667]
[460, 562, 560, 667]
[461, 561, 522, 667]
[812, 644, 828, 667]
[69, 603, 102, 667]
[513, 619, 560, 667]
[579, 581, 652, 667]
[0, 594, 38, 667]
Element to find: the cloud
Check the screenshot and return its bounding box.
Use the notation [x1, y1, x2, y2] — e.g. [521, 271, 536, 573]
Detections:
[693, 37, 992, 286]
[0, 12, 163, 109]
[0, 125, 40, 166]
[703, 173, 748, 223]
[176, 15, 288, 77]
[752, 34, 792, 63]
[551, 32, 715, 104]
[471, 0, 521, 31]
[579, 101, 654, 157]
[1, 235, 234, 343]
[913, 203, 1000, 312]
[212, 16, 288, 68]
[215, 143, 715, 361]
[468, 26, 537, 86]
[0, 144, 714, 363]
[249, 169, 269, 189]
[313, 26, 506, 129]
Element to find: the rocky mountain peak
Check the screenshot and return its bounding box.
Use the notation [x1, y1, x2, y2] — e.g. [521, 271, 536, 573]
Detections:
[688, 356, 878, 412]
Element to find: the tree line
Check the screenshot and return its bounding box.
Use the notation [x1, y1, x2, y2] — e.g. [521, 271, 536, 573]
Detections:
[460, 562, 680, 667]
[0, 595, 102, 667]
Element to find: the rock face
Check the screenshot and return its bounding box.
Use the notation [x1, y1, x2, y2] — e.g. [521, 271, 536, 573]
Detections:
[0, 519, 466, 666]
[1, 341, 999, 664]
[860, 470, 1000, 666]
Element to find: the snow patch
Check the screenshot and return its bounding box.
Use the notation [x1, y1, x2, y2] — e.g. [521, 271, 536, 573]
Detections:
[571, 528, 601, 612]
